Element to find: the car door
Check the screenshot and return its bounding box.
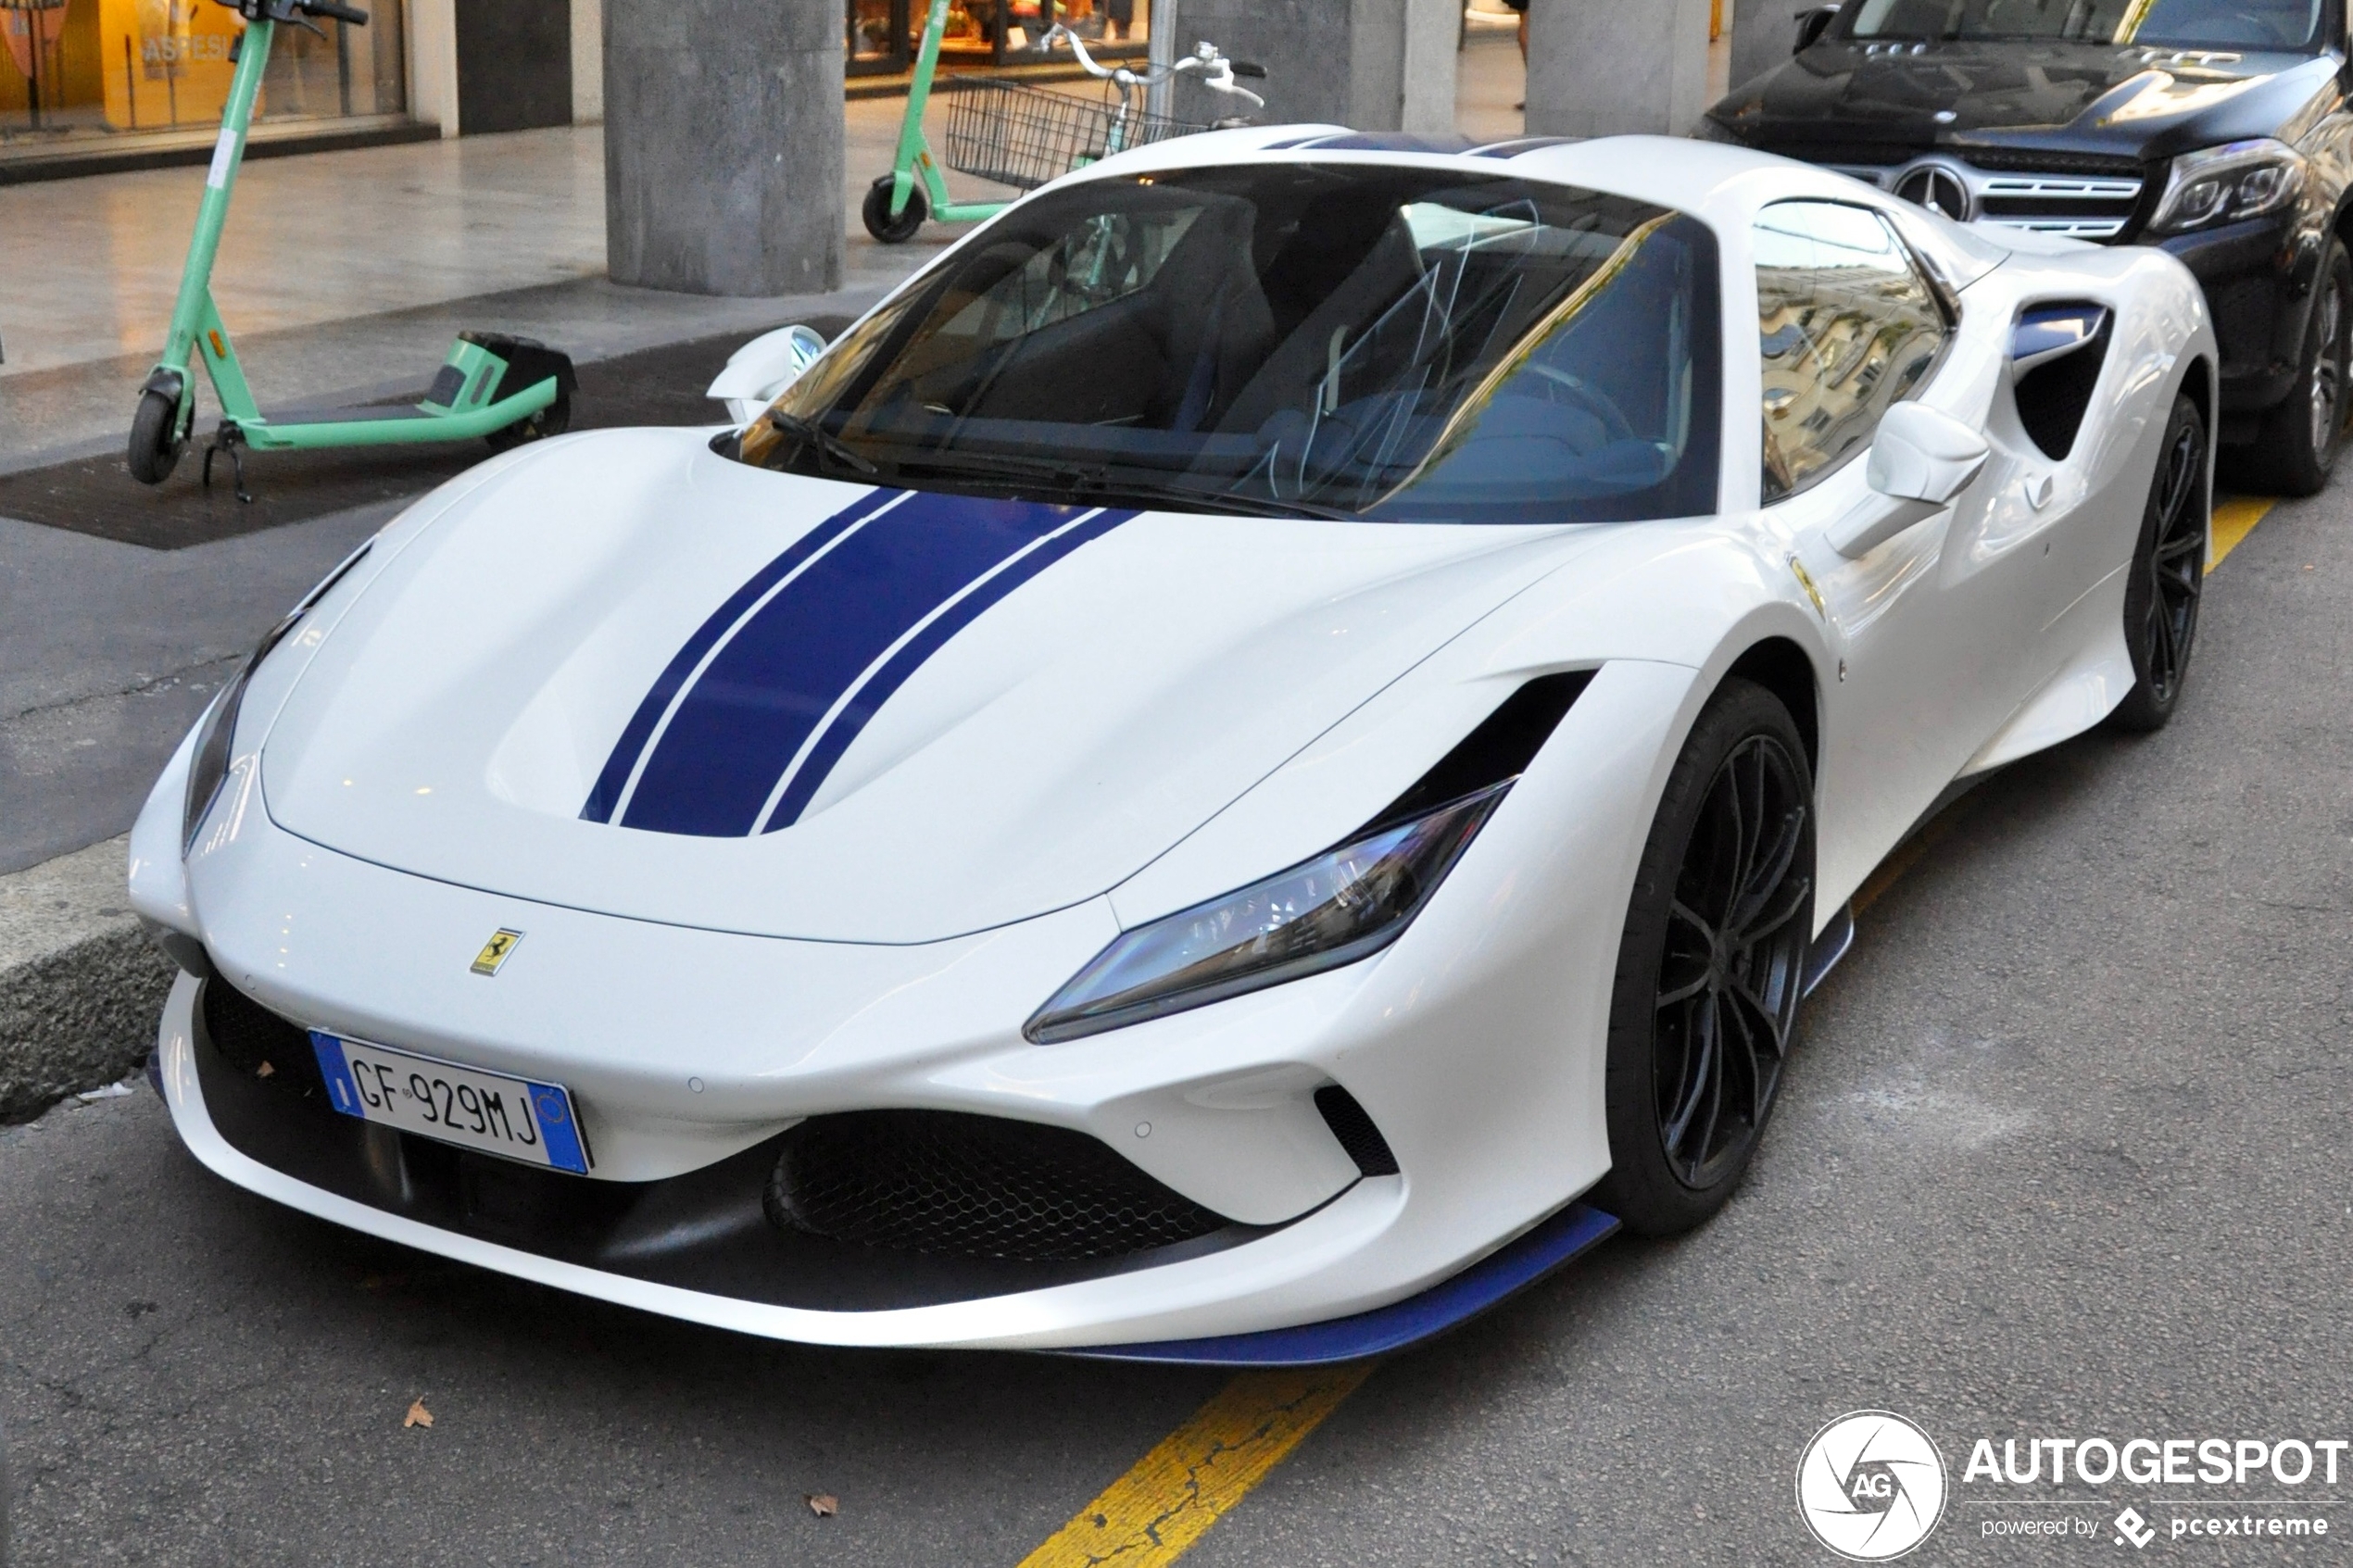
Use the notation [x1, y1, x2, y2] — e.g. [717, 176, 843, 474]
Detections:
[1751, 198, 2054, 908]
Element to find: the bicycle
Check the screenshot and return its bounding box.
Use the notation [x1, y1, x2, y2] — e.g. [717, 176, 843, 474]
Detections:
[862, 8, 1265, 244]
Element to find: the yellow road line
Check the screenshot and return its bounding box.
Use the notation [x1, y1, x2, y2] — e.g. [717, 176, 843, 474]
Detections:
[1017, 1364, 1376, 1567]
[2210, 495, 2273, 568]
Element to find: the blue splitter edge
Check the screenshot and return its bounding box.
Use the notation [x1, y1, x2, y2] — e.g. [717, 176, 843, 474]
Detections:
[1065, 1200, 1619, 1367]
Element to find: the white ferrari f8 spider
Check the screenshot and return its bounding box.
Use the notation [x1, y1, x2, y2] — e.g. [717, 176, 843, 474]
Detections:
[131, 132, 2214, 1360]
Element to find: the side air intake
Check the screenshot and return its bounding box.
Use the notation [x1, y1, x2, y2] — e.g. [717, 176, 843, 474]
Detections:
[2010, 303, 2111, 461]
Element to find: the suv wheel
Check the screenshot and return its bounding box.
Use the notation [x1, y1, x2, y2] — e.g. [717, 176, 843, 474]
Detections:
[2242, 234, 2352, 496]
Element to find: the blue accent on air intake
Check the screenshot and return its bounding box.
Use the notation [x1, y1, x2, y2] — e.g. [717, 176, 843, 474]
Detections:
[1068, 1201, 1619, 1366]
[590, 491, 1128, 838]
[581, 487, 903, 823]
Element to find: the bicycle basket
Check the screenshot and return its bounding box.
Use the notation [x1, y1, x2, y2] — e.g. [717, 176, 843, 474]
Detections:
[938, 76, 1210, 193]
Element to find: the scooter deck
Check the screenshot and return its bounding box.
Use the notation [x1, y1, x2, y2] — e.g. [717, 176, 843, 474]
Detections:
[235, 377, 564, 450]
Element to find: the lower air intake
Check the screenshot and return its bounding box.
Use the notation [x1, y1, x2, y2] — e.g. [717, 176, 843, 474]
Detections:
[765, 1110, 1229, 1262]
[1315, 1085, 1400, 1177]
[201, 976, 328, 1101]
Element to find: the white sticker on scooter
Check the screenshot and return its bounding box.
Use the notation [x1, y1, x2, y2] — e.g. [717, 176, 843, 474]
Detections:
[206, 128, 239, 190]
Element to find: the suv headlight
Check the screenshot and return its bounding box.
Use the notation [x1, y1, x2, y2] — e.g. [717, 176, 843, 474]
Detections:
[2149, 139, 2307, 234]
[182, 543, 373, 851]
[1025, 782, 1509, 1044]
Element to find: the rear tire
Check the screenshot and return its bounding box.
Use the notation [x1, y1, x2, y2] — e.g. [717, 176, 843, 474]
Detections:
[2108, 393, 2208, 733]
[484, 383, 572, 452]
[862, 174, 929, 245]
[1592, 679, 1815, 1236]
[127, 388, 184, 485]
[2240, 235, 2350, 496]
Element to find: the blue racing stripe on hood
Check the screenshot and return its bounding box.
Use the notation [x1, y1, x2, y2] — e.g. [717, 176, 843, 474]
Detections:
[597, 491, 1130, 838]
[757, 506, 1135, 834]
[580, 487, 903, 824]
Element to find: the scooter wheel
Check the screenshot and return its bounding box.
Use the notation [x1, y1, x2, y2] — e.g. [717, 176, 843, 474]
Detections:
[862, 175, 928, 245]
[128, 388, 185, 485]
[484, 384, 572, 452]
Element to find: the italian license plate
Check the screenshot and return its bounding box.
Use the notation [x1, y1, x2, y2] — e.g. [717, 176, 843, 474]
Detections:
[309, 1032, 590, 1173]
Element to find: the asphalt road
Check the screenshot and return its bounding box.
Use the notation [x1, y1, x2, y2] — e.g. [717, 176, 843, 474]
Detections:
[2, 474, 2348, 1566]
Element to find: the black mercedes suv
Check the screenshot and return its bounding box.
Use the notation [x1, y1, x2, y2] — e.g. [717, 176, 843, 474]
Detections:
[1705, 0, 2353, 493]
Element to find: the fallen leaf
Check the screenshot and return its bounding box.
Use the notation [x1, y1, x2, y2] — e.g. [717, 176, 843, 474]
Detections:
[257, 1061, 276, 1078]
[404, 1399, 434, 1430]
[805, 1494, 838, 1517]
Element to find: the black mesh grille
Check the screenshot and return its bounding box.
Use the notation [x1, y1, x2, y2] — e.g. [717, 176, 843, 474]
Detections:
[765, 1110, 1228, 1262]
[201, 977, 328, 1103]
[1960, 148, 2144, 177]
[1315, 1085, 1400, 1177]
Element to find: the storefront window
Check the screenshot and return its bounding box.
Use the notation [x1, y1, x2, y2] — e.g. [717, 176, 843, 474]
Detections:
[1, 0, 406, 146]
[848, 0, 1149, 77]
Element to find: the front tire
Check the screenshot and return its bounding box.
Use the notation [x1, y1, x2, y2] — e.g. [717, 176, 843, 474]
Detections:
[1592, 679, 1815, 1236]
[2108, 392, 2208, 733]
[128, 387, 184, 485]
[862, 174, 929, 245]
[2241, 235, 2350, 496]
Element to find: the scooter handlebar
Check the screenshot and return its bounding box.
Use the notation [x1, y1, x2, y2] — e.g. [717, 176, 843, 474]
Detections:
[303, 0, 369, 24]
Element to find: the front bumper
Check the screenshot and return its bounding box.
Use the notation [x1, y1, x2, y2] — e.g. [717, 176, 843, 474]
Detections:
[136, 656, 1692, 1348]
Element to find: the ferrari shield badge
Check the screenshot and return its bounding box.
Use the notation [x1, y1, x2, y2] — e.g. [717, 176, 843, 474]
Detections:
[470, 928, 524, 976]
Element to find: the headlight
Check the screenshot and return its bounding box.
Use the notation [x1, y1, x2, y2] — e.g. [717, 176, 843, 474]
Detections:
[1025, 782, 1510, 1044]
[2148, 139, 2307, 234]
[182, 543, 373, 851]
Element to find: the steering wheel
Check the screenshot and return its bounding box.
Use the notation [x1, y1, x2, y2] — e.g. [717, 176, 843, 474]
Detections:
[1523, 361, 1639, 447]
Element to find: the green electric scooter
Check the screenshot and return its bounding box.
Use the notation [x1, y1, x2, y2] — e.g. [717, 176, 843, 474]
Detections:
[128, 0, 575, 499]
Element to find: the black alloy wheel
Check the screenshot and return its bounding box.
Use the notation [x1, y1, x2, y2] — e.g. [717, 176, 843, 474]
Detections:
[2243, 235, 2351, 496]
[1595, 678, 1815, 1236]
[2110, 392, 2208, 733]
[862, 174, 929, 245]
[127, 386, 185, 485]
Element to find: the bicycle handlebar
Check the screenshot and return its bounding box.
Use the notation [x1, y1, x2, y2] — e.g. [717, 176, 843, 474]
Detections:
[214, 0, 369, 24]
[1039, 25, 1267, 110]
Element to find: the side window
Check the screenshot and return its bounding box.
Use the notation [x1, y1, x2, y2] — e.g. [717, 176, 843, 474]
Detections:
[1755, 201, 1949, 502]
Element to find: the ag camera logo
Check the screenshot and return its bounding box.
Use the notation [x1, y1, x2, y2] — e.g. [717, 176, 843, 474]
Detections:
[1796, 1411, 1949, 1560]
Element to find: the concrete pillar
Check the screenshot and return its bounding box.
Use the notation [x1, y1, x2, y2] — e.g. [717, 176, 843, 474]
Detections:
[1728, 0, 1800, 98]
[603, 0, 842, 296]
[1164, 0, 1457, 134]
[1525, 0, 1712, 139]
[571, 0, 604, 124]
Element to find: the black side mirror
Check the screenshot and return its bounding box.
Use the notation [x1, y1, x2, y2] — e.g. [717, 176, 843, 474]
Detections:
[1794, 4, 1840, 51]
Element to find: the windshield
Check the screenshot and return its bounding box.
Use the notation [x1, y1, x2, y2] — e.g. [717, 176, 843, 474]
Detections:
[736, 164, 1721, 525]
[1843, 0, 2322, 49]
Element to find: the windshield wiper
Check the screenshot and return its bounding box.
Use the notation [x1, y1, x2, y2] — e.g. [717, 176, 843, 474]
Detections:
[887, 452, 1363, 521]
[765, 409, 879, 477]
[1077, 476, 1364, 523]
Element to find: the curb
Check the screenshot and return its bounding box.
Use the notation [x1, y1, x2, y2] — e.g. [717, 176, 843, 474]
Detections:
[0, 837, 174, 1124]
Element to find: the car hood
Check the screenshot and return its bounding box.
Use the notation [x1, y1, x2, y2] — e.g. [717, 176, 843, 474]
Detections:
[1710, 38, 2334, 163]
[262, 430, 1601, 944]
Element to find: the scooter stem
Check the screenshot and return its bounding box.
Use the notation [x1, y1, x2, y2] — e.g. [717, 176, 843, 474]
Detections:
[163, 17, 271, 379]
